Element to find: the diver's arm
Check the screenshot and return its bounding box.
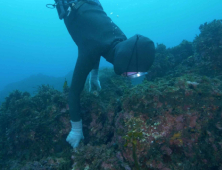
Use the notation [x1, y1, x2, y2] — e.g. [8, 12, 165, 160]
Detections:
[93, 56, 100, 70]
[68, 52, 94, 121]
[89, 57, 101, 92]
[67, 52, 99, 148]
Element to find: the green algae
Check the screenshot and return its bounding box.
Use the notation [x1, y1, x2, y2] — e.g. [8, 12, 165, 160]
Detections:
[1, 20, 222, 170]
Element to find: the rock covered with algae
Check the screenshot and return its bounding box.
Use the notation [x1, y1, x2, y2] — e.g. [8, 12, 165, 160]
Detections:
[0, 20, 222, 170]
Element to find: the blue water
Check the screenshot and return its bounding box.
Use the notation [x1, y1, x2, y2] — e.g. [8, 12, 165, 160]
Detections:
[0, 0, 221, 91]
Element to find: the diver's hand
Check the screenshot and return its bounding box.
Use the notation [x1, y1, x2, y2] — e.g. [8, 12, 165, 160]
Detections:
[89, 69, 101, 92]
[66, 120, 84, 148]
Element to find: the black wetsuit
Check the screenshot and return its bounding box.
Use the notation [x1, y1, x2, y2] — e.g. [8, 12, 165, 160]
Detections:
[64, 1, 127, 121]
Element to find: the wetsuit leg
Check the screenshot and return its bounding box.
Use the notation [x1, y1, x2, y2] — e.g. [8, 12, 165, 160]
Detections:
[69, 50, 98, 121]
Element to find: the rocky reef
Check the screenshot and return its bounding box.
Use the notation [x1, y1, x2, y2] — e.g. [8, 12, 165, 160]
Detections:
[0, 20, 222, 170]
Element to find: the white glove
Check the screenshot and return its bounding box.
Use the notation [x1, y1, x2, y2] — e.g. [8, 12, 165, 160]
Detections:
[66, 120, 84, 148]
[89, 69, 101, 92]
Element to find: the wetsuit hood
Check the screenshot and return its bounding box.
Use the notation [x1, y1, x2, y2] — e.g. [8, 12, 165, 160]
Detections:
[113, 34, 155, 75]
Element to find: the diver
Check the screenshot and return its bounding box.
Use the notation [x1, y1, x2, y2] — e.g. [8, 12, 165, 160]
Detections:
[47, 0, 155, 148]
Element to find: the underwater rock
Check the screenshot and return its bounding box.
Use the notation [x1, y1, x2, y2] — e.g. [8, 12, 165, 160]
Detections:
[193, 19, 222, 75]
[1, 20, 222, 170]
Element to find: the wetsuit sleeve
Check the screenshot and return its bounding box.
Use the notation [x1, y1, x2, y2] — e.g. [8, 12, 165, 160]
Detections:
[69, 51, 96, 121]
[93, 56, 100, 69]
